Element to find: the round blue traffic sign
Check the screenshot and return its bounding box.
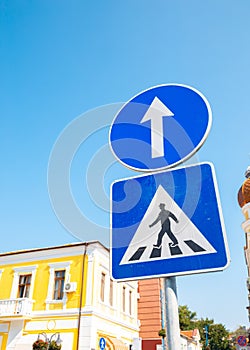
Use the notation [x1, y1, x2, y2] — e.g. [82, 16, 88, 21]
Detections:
[109, 84, 212, 172]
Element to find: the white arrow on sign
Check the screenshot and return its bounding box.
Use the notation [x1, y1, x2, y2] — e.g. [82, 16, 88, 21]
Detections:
[100, 339, 105, 349]
[140, 96, 174, 158]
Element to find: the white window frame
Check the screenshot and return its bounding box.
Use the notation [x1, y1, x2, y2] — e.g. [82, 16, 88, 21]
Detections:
[100, 272, 106, 303]
[45, 261, 71, 309]
[122, 285, 126, 313]
[109, 278, 114, 307]
[129, 289, 132, 315]
[10, 265, 37, 299]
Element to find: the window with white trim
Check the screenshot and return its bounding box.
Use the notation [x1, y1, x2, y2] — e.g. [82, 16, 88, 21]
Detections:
[100, 272, 106, 302]
[46, 261, 71, 306]
[129, 289, 132, 315]
[122, 286, 126, 312]
[109, 279, 114, 306]
[11, 265, 37, 299]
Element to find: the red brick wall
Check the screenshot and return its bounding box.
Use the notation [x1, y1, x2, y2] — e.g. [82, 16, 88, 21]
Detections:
[138, 279, 162, 339]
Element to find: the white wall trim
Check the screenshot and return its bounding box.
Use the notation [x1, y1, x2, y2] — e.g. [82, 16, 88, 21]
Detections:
[24, 318, 78, 331]
[0, 242, 107, 266]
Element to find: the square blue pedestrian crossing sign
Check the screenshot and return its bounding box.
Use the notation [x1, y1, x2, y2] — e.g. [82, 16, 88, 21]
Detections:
[110, 162, 230, 281]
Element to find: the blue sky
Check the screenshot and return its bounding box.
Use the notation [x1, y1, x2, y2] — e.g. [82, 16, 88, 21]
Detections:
[1, 0, 250, 331]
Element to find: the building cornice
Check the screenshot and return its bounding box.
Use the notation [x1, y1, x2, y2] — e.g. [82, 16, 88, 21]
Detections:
[0, 241, 109, 265]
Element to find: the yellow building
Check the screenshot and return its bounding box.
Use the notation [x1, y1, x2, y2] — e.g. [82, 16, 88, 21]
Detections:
[0, 241, 139, 350]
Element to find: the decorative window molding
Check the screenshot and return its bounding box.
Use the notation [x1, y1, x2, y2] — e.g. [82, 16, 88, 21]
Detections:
[129, 290, 132, 315]
[122, 286, 126, 313]
[45, 261, 71, 309]
[100, 272, 106, 302]
[10, 265, 37, 299]
[109, 278, 114, 306]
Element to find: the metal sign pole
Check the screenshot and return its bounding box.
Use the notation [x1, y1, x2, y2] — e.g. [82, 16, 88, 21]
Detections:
[164, 276, 181, 350]
[160, 288, 166, 350]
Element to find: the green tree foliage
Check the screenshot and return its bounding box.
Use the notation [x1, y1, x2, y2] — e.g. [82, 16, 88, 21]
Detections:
[206, 323, 231, 350]
[231, 325, 248, 338]
[195, 318, 214, 346]
[178, 305, 234, 350]
[178, 305, 197, 330]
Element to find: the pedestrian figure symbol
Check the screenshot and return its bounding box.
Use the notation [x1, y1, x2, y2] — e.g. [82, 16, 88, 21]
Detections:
[119, 184, 216, 266]
[149, 203, 179, 248]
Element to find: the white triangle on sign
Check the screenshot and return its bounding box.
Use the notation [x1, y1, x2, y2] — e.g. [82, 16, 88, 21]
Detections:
[120, 185, 216, 265]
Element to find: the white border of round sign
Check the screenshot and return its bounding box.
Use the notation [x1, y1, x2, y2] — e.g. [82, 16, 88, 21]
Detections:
[109, 83, 212, 172]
